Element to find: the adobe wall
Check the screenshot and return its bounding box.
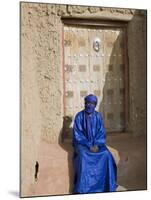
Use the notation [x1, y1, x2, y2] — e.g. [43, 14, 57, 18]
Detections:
[21, 2, 146, 196]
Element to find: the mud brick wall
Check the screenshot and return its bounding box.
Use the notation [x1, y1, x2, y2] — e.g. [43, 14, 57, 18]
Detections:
[21, 3, 146, 196]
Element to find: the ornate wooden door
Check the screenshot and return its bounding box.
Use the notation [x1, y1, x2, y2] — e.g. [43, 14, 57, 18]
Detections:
[63, 22, 128, 140]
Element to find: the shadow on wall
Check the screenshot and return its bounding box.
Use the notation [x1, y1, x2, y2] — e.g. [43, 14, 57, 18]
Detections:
[58, 116, 74, 193]
[99, 29, 126, 133]
[98, 30, 128, 188]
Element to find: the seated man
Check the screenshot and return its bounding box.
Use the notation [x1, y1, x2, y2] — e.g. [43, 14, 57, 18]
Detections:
[72, 94, 118, 194]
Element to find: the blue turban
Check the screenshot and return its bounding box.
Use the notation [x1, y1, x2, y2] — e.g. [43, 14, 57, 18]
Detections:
[84, 94, 98, 104]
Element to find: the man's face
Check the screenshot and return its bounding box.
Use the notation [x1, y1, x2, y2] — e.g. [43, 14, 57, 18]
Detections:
[85, 101, 96, 114]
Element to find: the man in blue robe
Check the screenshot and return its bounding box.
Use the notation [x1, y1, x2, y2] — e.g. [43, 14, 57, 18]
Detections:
[72, 94, 118, 194]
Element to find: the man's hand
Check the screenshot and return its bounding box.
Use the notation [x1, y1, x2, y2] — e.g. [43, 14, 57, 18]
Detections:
[90, 145, 99, 153]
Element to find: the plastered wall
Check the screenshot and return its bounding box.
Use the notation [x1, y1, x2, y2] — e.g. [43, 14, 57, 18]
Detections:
[21, 2, 146, 197]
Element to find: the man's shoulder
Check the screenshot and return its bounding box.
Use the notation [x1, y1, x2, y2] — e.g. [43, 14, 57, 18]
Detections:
[94, 111, 103, 119]
[94, 110, 100, 115]
[75, 110, 84, 119]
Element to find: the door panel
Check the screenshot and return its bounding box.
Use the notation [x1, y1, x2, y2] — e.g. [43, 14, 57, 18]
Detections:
[63, 24, 126, 138]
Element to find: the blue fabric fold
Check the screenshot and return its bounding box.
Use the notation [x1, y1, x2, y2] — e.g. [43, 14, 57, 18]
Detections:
[72, 110, 118, 194]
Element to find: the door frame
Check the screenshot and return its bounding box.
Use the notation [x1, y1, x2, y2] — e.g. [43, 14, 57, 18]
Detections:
[62, 18, 129, 133]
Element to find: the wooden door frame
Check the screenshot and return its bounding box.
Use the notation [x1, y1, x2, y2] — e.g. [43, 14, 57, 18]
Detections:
[62, 18, 129, 133]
